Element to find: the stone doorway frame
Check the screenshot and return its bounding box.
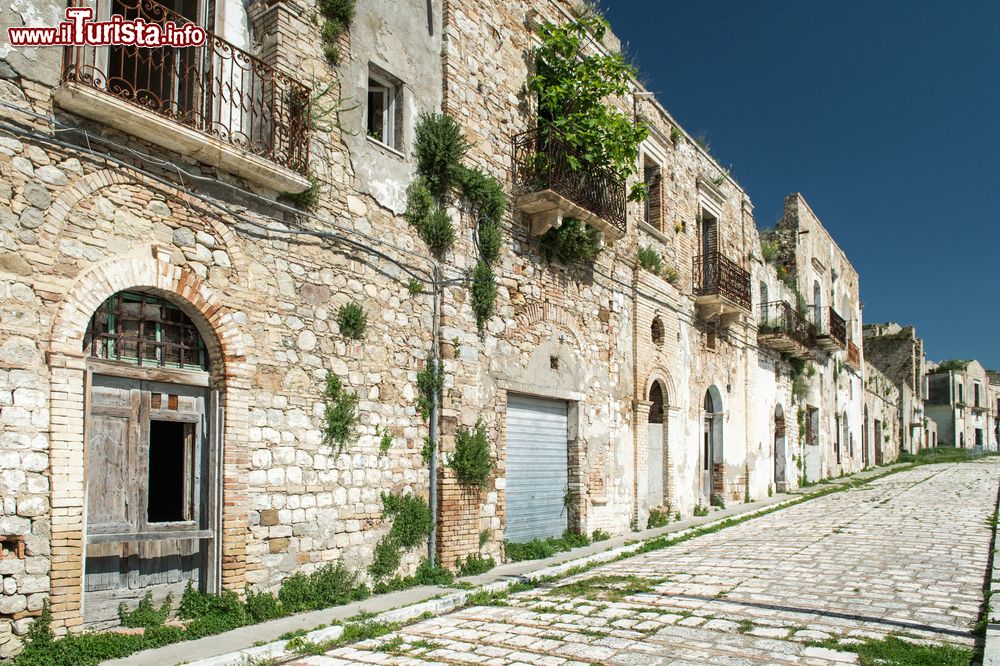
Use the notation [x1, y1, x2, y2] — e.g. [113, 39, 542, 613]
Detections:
[44, 246, 251, 631]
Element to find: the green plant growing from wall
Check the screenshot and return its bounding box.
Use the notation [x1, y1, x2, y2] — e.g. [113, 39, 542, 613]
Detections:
[637, 245, 663, 275]
[416, 361, 443, 422]
[317, 0, 355, 65]
[470, 261, 497, 328]
[539, 218, 602, 264]
[450, 421, 495, 490]
[322, 372, 359, 453]
[646, 508, 669, 529]
[405, 113, 507, 329]
[406, 278, 423, 296]
[760, 238, 779, 264]
[529, 15, 648, 201]
[420, 436, 433, 466]
[337, 301, 367, 339]
[278, 175, 321, 209]
[369, 492, 433, 581]
[669, 125, 683, 144]
[377, 428, 392, 455]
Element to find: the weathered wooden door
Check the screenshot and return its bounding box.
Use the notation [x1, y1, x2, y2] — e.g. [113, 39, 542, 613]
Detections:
[84, 374, 212, 626]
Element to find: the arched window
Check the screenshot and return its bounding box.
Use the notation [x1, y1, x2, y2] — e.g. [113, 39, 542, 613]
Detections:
[648, 381, 664, 424]
[759, 281, 769, 307]
[651, 316, 664, 347]
[84, 290, 209, 370]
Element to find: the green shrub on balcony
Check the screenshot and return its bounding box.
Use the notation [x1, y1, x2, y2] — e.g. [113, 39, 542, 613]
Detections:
[530, 13, 648, 200]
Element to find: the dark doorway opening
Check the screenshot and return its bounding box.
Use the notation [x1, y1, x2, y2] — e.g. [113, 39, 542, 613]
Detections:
[147, 420, 192, 523]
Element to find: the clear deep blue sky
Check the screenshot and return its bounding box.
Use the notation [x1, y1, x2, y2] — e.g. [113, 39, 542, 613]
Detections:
[598, 1, 1000, 369]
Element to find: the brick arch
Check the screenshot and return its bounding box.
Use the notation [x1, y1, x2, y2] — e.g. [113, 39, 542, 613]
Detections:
[508, 301, 588, 352]
[48, 245, 247, 373]
[41, 168, 247, 273]
[643, 368, 677, 407]
[44, 246, 251, 631]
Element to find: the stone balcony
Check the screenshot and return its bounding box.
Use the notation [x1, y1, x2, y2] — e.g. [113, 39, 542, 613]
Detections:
[511, 127, 627, 243]
[757, 300, 815, 359]
[55, 0, 311, 193]
[814, 306, 847, 352]
[692, 251, 752, 324]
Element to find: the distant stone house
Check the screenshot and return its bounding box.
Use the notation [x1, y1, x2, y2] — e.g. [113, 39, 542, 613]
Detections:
[0, 0, 889, 655]
[863, 322, 931, 454]
[926, 360, 992, 449]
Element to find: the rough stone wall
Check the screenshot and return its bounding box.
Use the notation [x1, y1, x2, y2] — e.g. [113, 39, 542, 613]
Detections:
[862, 323, 924, 393]
[774, 194, 865, 480]
[0, 0, 888, 654]
[864, 364, 902, 464]
[0, 0, 447, 649]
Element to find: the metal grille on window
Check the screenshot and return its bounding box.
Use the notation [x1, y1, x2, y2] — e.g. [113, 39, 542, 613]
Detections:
[84, 291, 209, 370]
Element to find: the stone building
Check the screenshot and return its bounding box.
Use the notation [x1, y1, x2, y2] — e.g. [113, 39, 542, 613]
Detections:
[989, 372, 1000, 450]
[762, 194, 867, 482]
[863, 322, 930, 454]
[863, 364, 902, 465]
[0, 0, 888, 654]
[926, 360, 993, 449]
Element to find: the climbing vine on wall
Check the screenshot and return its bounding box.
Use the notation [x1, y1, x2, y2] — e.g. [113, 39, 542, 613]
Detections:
[529, 14, 649, 202]
[317, 0, 355, 65]
[405, 113, 508, 330]
[369, 492, 433, 581]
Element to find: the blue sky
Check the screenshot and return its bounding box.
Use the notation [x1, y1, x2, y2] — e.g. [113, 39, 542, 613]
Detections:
[599, 1, 1000, 369]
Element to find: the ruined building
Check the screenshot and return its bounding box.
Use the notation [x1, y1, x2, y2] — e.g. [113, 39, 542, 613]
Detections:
[863, 322, 930, 454]
[926, 360, 996, 450]
[0, 0, 881, 653]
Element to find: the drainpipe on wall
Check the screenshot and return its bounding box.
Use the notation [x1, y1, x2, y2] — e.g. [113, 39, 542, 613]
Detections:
[428, 265, 441, 567]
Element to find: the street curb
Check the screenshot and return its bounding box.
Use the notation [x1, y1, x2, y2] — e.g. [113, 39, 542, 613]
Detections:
[983, 484, 1000, 665]
[185, 490, 835, 666]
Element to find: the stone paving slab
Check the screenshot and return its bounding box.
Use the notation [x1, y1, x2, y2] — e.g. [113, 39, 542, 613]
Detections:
[276, 461, 999, 666]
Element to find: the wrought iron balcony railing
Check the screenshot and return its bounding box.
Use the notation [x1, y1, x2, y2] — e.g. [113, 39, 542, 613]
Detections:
[692, 252, 752, 311]
[511, 127, 627, 235]
[814, 305, 847, 349]
[757, 300, 815, 351]
[847, 340, 862, 368]
[61, 0, 310, 175]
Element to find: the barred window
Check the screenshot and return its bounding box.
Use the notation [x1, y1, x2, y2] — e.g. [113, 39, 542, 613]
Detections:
[84, 291, 208, 370]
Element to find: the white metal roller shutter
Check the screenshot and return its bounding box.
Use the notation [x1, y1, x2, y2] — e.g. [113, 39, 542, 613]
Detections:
[505, 394, 568, 543]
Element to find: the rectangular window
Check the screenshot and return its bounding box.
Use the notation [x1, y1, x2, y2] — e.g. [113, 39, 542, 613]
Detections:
[974, 383, 980, 407]
[643, 158, 662, 230]
[958, 383, 964, 404]
[367, 67, 402, 151]
[806, 407, 819, 446]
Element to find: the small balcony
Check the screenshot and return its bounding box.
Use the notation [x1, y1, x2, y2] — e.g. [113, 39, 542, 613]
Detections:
[757, 300, 814, 359]
[56, 0, 311, 193]
[692, 252, 752, 322]
[814, 306, 847, 352]
[846, 340, 862, 370]
[511, 127, 627, 242]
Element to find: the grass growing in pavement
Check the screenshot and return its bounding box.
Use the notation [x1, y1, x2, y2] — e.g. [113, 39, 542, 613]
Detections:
[547, 575, 668, 602]
[808, 636, 972, 666]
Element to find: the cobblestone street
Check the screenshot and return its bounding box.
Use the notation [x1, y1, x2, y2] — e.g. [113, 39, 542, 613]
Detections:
[288, 462, 1000, 665]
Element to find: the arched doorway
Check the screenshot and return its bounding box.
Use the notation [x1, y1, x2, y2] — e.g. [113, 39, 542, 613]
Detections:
[774, 405, 786, 492]
[647, 381, 668, 509]
[863, 406, 870, 467]
[703, 387, 723, 504]
[82, 290, 220, 626]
